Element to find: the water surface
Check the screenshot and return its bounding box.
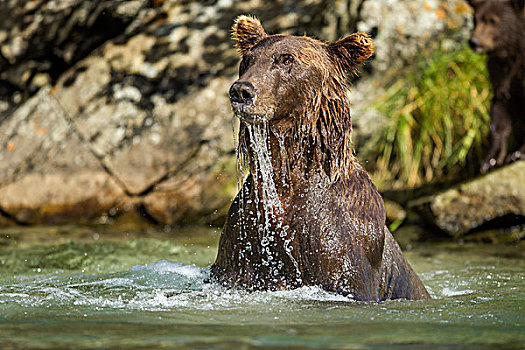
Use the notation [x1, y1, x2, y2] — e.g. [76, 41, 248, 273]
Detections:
[0, 225, 523, 349]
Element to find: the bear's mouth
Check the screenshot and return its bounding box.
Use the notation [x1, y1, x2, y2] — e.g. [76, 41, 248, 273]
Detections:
[474, 45, 487, 54]
[232, 104, 273, 124]
[235, 111, 257, 123]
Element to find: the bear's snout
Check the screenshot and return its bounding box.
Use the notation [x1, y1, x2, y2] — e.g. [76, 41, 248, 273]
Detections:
[229, 81, 257, 108]
[469, 36, 482, 53]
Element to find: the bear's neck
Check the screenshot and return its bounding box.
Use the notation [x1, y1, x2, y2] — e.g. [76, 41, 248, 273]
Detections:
[242, 102, 357, 198]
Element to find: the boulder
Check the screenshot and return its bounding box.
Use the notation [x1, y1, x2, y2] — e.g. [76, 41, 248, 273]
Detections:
[0, 0, 151, 114]
[0, 1, 241, 225]
[410, 161, 525, 239]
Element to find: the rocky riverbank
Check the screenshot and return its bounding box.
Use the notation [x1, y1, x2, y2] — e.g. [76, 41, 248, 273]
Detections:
[2, 0, 521, 242]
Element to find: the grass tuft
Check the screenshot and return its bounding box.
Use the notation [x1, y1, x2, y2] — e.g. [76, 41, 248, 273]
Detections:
[372, 44, 491, 187]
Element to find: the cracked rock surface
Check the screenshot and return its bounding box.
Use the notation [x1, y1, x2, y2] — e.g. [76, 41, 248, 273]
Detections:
[0, 0, 471, 226]
[0, 0, 241, 225]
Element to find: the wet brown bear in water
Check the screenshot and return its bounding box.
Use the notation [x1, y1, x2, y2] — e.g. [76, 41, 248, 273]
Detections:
[211, 16, 430, 301]
[467, 0, 525, 173]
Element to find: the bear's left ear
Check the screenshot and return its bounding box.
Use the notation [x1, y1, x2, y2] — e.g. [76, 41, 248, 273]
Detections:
[232, 15, 268, 54]
[328, 33, 374, 72]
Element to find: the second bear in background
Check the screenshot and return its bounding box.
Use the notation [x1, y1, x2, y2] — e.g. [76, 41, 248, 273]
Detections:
[468, 0, 525, 173]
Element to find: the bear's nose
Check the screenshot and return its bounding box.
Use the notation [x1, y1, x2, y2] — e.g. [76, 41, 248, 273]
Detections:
[229, 81, 257, 106]
[468, 37, 479, 50]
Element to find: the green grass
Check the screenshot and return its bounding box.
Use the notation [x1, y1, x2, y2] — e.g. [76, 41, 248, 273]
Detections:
[372, 44, 491, 187]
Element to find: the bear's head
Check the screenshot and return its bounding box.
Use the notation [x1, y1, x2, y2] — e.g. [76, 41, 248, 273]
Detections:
[229, 16, 374, 181]
[229, 15, 374, 126]
[468, 0, 525, 54]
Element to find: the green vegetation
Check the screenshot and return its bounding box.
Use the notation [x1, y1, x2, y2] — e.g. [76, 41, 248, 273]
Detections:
[372, 44, 491, 187]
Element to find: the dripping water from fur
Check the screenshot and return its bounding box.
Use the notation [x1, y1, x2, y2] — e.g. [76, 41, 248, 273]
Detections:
[237, 118, 302, 284]
[232, 119, 249, 265]
[247, 121, 283, 239]
[247, 120, 283, 276]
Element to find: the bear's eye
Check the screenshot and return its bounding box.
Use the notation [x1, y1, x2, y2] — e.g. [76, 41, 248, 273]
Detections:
[240, 55, 254, 74]
[280, 54, 294, 66]
[484, 16, 498, 25]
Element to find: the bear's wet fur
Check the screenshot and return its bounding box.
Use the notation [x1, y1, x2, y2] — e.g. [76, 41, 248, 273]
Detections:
[467, 0, 525, 173]
[211, 16, 430, 301]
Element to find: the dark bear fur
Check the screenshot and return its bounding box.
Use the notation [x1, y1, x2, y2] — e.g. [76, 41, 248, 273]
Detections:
[468, 0, 525, 173]
[210, 16, 430, 301]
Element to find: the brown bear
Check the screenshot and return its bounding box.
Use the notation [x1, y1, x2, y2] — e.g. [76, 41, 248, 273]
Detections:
[467, 0, 525, 173]
[210, 16, 430, 301]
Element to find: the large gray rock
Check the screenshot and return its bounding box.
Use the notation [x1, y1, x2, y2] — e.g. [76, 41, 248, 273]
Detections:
[357, 0, 471, 73]
[0, 0, 151, 115]
[0, 1, 242, 225]
[0, 87, 125, 224]
[411, 161, 525, 238]
[0, 0, 473, 226]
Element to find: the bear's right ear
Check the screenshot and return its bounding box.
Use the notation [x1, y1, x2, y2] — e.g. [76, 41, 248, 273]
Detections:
[328, 33, 374, 72]
[232, 15, 267, 54]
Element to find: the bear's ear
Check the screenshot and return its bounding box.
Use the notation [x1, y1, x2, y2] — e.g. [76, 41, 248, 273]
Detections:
[328, 33, 374, 72]
[232, 15, 267, 54]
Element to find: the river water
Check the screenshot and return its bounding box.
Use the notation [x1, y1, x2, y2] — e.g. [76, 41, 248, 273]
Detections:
[0, 225, 523, 349]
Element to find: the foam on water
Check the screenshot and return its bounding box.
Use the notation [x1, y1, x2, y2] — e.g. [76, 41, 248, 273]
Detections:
[130, 259, 206, 278]
[440, 287, 474, 297]
[3, 255, 512, 315]
[0, 260, 356, 313]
